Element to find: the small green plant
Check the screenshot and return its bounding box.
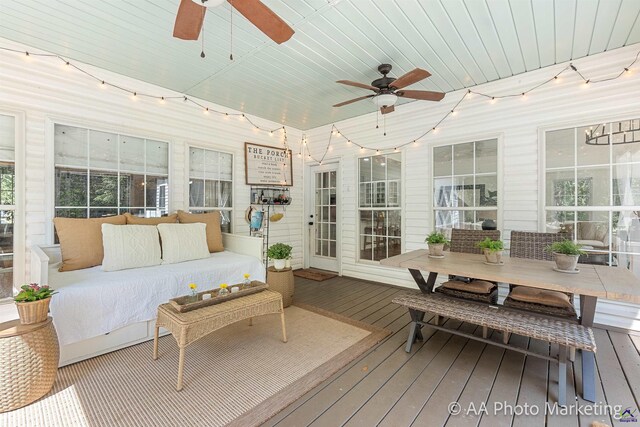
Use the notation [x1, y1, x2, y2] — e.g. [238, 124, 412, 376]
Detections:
[14, 283, 57, 302]
[267, 243, 293, 260]
[476, 238, 504, 253]
[425, 232, 449, 245]
[545, 240, 586, 256]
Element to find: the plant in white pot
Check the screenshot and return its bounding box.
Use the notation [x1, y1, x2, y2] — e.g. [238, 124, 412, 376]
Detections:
[425, 232, 449, 257]
[476, 238, 504, 264]
[545, 240, 586, 272]
[267, 243, 292, 271]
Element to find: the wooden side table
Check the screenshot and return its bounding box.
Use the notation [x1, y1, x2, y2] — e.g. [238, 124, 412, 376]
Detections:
[0, 317, 59, 412]
[267, 266, 294, 307]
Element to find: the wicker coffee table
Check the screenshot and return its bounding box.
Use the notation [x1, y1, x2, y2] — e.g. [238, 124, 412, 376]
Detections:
[153, 288, 287, 391]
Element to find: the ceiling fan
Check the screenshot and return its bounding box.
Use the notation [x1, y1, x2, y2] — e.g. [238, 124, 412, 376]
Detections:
[173, 0, 294, 44]
[334, 64, 445, 115]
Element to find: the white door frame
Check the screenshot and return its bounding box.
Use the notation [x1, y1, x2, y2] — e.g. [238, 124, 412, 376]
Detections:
[305, 161, 341, 273]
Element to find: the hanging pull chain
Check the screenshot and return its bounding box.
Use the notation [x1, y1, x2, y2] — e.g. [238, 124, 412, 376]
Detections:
[376, 108, 379, 129]
[229, 0, 234, 61]
[200, 10, 206, 58]
[383, 114, 387, 136]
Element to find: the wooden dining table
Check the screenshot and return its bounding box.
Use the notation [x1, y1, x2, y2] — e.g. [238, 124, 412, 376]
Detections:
[381, 249, 640, 402]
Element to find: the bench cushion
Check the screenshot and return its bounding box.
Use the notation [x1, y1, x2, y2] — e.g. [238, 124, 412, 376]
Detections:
[508, 286, 573, 308]
[441, 279, 496, 294]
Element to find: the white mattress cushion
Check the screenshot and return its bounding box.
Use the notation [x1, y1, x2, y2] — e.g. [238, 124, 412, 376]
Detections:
[101, 224, 162, 272]
[157, 223, 210, 264]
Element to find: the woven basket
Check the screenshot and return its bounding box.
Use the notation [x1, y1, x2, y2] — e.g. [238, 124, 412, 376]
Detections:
[16, 298, 51, 325]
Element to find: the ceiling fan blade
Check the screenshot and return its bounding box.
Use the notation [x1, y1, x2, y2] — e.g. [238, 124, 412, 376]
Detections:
[389, 68, 431, 89]
[396, 90, 445, 102]
[333, 95, 375, 107]
[381, 105, 395, 115]
[336, 80, 378, 92]
[228, 0, 294, 44]
[173, 0, 206, 40]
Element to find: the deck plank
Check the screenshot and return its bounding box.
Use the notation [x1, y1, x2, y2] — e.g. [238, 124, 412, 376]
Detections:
[270, 275, 640, 427]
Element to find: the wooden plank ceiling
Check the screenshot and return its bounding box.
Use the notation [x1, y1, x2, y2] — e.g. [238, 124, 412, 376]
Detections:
[1, 0, 639, 129]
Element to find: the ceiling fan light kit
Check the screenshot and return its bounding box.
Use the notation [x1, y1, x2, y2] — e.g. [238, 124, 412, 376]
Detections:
[334, 64, 445, 115]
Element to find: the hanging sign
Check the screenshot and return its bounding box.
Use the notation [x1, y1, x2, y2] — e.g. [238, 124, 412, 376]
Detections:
[245, 142, 293, 186]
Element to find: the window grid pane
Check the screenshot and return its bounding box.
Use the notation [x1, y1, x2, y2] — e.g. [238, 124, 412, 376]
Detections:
[434, 139, 498, 235]
[358, 154, 402, 262]
[54, 124, 170, 222]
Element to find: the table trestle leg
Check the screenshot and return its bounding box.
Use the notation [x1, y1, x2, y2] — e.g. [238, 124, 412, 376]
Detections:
[405, 309, 425, 353]
[153, 325, 159, 360]
[177, 347, 186, 391]
[581, 350, 596, 402]
[280, 303, 288, 343]
[558, 345, 568, 407]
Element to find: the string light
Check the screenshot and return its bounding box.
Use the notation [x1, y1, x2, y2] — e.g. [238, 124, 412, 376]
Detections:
[3, 45, 638, 166]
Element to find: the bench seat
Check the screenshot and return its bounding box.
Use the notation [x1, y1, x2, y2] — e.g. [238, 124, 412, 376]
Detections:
[392, 291, 597, 406]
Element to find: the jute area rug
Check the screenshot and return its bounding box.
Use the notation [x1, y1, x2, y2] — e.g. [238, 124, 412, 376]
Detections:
[2, 305, 389, 427]
[293, 268, 338, 281]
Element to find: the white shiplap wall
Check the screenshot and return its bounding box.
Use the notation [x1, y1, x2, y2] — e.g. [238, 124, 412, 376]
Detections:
[304, 44, 640, 330]
[0, 38, 304, 282]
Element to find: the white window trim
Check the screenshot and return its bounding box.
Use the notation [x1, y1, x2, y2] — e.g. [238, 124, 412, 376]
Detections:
[46, 117, 173, 242]
[356, 152, 403, 265]
[185, 143, 235, 228]
[0, 109, 25, 297]
[431, 137, 501, 233]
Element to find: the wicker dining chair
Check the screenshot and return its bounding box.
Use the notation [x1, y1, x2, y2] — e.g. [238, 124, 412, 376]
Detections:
[435, 228, 501, 304]
[504, 231, 578, 319]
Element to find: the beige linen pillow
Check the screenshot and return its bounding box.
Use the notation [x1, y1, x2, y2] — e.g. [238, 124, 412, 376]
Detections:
[101, 224, 162, 272]
[508, 286, 573, 308]
[53, 215, 127, 272]
[176, 210, 223, 253]
[440, 279, 496, 294]
[157, 223, 211, 264]
[124, 213, 178, 225]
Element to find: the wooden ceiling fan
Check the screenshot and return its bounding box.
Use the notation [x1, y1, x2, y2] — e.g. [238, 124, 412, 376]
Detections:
[334, 64, 445, 115]
[173, 0, 294, 44]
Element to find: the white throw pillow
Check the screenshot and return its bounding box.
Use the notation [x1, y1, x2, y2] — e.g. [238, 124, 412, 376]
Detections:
[157, 223, 210, 264]
[101, 224, 162, 272]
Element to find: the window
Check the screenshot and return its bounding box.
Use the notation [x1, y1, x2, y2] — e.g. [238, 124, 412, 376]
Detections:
[54, 124, 169, 221]
[0, 115, 15, 299]
[544, 118, 640, 271]
[358, 153, 401, 261]
[188, 147, 233, 233]
[433, 139, 498, 235]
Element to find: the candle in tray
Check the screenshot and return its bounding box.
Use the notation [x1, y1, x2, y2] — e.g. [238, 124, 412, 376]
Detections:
[202, 293, 212, 300]
[231, 286, 240, 293]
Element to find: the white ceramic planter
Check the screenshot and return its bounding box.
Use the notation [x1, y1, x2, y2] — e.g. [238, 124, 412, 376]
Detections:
[554, 253, 579, 271]
[483, 249, 503, 264]
[428, 243, 445, 257]
[273, 259, 286, 270]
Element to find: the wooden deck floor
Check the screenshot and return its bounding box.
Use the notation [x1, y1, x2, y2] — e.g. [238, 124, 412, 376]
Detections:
[267, 276, 640, 427]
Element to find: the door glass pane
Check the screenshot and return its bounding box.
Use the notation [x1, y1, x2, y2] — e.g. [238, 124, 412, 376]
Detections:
[546, 128, 574, 169]
[476, 139, 497, 174]
[434, 146, 452, 177]
[577, 125, 608, 166]
[56, 168, 87, 207]
[89, 130, 118, 170]
[89, 171, 118, 207]
[120, 136, 145, 172]
[577, 167, 609, 206]
[55, 125, 87, 167]
[120, 174, 144, 207]
[453, 142, 474, 175]
[147, 140, 169, 175]
[359, 158, 371, 182]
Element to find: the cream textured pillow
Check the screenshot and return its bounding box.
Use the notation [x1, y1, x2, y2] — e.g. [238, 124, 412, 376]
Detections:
[177, 210, 224, 253]
[157, 223, 210, 264]
[54, 215, 127, 272]
[101, 224, 162, 272]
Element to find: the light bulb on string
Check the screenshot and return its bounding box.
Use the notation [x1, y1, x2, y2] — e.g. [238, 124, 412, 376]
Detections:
[451, 109, 458, 116]
[490, 97, 496, 105]
[159, 97, 165, 104]
[203, 107, 210, 115]
[99, 80, 106, 89]
[131, 92, 138, 101]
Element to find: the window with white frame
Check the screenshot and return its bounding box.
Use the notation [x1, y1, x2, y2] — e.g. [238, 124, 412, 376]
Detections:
[433, 139, 498, 236]
[0, 115, 15, 299]
[358, 153, 401, 261]
[544, 118, 640, 273]
[188, 147, 233, 233]
[54, 124, 169, 221]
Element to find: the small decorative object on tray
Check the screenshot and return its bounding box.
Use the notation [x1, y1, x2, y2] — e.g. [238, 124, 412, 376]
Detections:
[243, 273, 251, 288]
[169, 281, 269, 313]
[218, 283, 230, 296]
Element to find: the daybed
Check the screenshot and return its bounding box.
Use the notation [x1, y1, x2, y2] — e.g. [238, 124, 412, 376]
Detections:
[31, 232, 265, 366]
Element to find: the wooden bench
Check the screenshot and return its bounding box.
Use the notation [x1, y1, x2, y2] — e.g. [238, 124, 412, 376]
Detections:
[392, 291, 597, 406]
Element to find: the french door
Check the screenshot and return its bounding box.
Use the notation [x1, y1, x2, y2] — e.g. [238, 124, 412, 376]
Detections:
[308, 164, 339, 272]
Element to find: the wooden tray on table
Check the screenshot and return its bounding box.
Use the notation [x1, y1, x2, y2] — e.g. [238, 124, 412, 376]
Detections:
[168, 281, 269, 313]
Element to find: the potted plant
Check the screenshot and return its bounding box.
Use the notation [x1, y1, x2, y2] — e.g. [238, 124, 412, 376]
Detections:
[476, 238, 504, 264]
[425, 232, 449, 257]
[267, 243, 293, 270]
[546, 240, 586, 272]
[14, 283, 57, 325]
